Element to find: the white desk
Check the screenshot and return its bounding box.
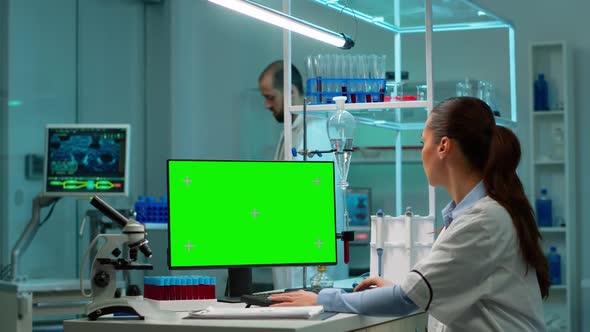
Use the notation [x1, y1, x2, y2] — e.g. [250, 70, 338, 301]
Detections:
[62, 277, 427, 332]
[63, 305, 427, 332]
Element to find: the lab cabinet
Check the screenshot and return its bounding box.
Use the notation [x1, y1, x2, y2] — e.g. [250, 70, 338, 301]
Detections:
[528, 41, 576, 332]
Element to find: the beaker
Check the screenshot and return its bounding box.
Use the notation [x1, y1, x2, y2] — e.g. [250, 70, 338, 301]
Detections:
[416, 84, 428, 101]
[477, 81, 499, 115]
[456, 79, 473, 97]
[386, 81, 404, 101]
[305, 55, 319, 104]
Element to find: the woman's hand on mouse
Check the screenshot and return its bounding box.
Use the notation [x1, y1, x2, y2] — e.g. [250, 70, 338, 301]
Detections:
[354, 277, 393, 291]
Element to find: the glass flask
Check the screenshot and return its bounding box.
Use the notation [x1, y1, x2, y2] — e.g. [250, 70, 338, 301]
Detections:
[310, 265, 334, 292]
[327, 96, 356, 190]
[551, 125, 565, 160]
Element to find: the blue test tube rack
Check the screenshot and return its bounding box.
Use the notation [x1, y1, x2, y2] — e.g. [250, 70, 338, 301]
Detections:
[306, 78, 386, 105]
[134, 195, 168, 224]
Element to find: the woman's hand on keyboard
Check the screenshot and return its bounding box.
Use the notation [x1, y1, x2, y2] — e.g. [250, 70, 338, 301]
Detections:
[268, 290, 318, 307]
[353, 277, 393, 292]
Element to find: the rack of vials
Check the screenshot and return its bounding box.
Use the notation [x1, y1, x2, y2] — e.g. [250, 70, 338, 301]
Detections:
[143, 275, 217, 311]
[304, 54, 386, 104]
[369, 208, 434, 285]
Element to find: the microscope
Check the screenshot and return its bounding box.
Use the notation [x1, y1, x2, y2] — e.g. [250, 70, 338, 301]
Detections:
[81, 196, 153, 320]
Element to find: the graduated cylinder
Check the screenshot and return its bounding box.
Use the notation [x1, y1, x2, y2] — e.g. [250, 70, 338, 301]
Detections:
[369, 209, 434, 285]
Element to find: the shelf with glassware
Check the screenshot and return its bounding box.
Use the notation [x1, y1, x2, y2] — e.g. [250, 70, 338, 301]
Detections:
[295, 74, 516, 130]
[539, 227, 566, 233]
[529, 41, 576, 331]
[279, 0, 516, 279]
[291, 103, 517, 131]
[288, 0, 515, 214]
[350, 145, 422, 165]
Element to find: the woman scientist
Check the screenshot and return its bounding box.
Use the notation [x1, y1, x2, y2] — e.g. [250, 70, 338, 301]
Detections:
[270, 96, 549, 331]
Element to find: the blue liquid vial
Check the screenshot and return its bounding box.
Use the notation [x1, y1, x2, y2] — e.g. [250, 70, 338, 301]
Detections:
[535, 188, 553, 227]
[534, 73, 549, 111]
[547, 246, 562, 285]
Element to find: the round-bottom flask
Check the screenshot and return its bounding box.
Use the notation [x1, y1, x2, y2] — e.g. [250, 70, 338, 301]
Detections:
[310, 266, 334, 292]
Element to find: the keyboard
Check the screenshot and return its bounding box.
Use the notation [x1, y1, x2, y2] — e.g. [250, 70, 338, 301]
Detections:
[240, 287, 355, 307]
[241, 288, 319, 307]
[240, 293, 277, 307]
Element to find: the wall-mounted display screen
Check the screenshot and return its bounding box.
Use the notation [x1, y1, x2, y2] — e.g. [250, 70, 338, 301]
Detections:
[43, 124, 130, 196]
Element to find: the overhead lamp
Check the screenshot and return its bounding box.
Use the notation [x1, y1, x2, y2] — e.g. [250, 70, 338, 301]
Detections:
[208, 0, 355, 49]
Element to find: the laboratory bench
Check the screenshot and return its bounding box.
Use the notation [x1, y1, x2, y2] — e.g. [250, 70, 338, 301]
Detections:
[63, 304, 427, 332]
[62, 277, 428, 332]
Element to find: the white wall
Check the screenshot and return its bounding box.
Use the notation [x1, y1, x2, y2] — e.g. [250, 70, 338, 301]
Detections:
[5, 0, 78, 278]
[2, 0, 147, 279]
[0, 0, 9, 265]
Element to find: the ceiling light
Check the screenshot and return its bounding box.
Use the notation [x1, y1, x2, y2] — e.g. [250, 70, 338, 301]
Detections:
[208, 0, 354, 49]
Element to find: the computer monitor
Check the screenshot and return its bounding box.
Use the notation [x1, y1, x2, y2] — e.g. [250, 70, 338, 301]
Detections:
[167, 159, 338, 271]
[43, 124, 130, 196]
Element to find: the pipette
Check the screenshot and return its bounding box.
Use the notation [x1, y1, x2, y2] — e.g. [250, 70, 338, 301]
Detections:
[405, 207, 413, 251]
[376, 209, 384, 277]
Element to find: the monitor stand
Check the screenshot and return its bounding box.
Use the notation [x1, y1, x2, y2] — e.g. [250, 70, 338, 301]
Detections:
[217, 267, 252, 303]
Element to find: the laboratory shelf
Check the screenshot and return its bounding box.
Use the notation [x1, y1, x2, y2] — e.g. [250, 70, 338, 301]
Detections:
[539, 227, 566, 233]
[291, 102, 516, 131]
[549, 284, 567, 291]
[351, 160, 394, 165]
[533, 110, 564, 117]
[351, 160, 422, 165]
[310, 0, 511, 32]
[529, 41, 576, 331]
[143, 223, 168, 231]
[291, 100, 428, 112]
[534, 160, 565, 166]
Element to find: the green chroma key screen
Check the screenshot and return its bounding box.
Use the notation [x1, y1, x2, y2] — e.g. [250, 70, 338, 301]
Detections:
[167, 160, 337, 269]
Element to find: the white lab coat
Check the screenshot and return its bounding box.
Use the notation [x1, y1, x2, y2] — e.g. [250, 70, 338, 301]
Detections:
[273, 114, 331, 162]
[272, 114, 348, 289]
[401, 196, 546, 332]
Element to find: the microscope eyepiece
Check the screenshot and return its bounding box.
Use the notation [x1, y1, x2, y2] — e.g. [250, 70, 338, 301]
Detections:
[90, 196, 129, 228]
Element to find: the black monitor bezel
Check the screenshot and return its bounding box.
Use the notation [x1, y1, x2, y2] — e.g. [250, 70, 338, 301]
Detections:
[166, 159, 339, 270]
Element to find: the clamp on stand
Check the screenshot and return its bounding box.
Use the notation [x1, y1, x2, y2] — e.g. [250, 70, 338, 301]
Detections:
[291, 147, 355, 160]
[290, 98, 354, 160]
[291, 147, 336, 159]
[80, 196, 153, 321]
[337, 231, 355, 264]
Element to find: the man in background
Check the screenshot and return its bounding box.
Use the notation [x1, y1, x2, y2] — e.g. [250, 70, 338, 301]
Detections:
[258, 60, 331, 160]
[258, 60, 348, 290]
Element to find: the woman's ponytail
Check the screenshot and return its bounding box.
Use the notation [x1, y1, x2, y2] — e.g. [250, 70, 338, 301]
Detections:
[484, 126, 550, 299]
